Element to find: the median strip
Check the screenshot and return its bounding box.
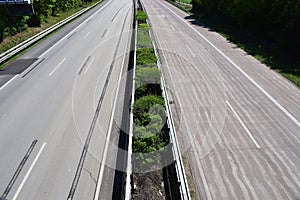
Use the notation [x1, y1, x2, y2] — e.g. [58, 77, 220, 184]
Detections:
[129, 3, 191, 199]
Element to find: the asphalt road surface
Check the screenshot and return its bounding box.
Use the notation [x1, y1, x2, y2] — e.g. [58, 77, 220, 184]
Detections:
[141, 0, 300, 199]
[0, 0, 133, 199]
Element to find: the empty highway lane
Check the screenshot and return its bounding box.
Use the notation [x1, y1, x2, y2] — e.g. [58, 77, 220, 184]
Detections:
[0, 0, 133, 199]
[141, 0, 300, 199]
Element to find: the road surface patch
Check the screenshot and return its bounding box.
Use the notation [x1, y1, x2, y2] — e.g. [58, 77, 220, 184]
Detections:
[0, 59, 38, 75]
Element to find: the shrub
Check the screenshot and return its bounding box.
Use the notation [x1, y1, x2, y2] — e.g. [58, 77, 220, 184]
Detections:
[133, 95, 165, 126]
[135, 67, 161, 87]
[136, 10, 147, 23]
[136, 48, 157, 66]
[137, 28, 152, 48]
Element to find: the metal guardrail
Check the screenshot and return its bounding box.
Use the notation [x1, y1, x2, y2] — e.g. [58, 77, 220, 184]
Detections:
[140, 1, 191, 199]
[152, 35, 192, 200]
[0, 1, 101, 65]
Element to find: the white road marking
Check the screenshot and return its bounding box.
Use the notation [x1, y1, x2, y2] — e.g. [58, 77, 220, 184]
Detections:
[83, 32, 90, 39]
[194, 150, 213, 200]
[170, 24, 175, 30]
[157, 0, 300, 128]
[84, 56, 95, 74]
[49, 58, 66, 76]
[39, 0, 112, 58]
[12, 142, 46, 200]
[0, 74, 19, 90]
[226, 100, 261, 149]
[152, 16, 211, 199]
[186, 44, 196, 57]
[93, 20, 131, 200]
[125, 24, 138, 200]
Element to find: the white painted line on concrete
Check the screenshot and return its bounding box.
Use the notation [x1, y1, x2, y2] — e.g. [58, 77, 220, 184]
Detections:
[93, 20, 131, 200]
[170, 24, 175, 30]
[84, 56, 95, 74]
[186, 44, 196, 57]
[157, 0, 300, 128]
[83, 32, 90, 39]
[49, 58, 66, 76]
[194, 151, 213, 200]
[149, 16, 191, 199]
[0, 74, 19, 90]
[226, 100, 261, 149]
[12, 142, 46, 200]
[125, 21, 138, 200]
[39, 0, 112, 58]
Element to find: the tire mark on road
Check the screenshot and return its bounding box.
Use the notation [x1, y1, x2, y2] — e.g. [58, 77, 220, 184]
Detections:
[1, 140, 38, 199]
[67, 8, 131, 200]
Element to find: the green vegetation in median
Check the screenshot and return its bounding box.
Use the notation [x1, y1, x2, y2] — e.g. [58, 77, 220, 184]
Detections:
[135, 67, 161, 87]
[136, 10, 147, 23]
[137, 23, 152, 48]
[137, 29, 152, 48]
[133, 95, 165, 126]
[132, 5, 169, 199]
[135, 67, 161, 99]
[136, 48, 157, 66]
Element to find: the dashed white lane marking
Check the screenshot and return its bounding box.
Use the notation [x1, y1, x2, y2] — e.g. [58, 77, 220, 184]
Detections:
[83, 32, 90, 39]
[49, 58, 66, 76]
[226, 100, 261, 149]
[12, 142, 47, 200]
[157, 0, 300, 128]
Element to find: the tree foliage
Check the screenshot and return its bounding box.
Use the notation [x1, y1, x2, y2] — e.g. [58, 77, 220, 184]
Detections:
[191, 0, 300, 54]
[136, 10, 147, 23]
[133, 95, 165, 126]
[0, 0, 87, 41]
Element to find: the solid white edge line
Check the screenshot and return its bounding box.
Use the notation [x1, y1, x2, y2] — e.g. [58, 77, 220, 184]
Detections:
[93, 12, 132, 200]
[157, 0, 300, 128]
[49, 58, 66, 76]
[125, 20, 137, 200]
[84, 56, 95, 74]
[12, 142, 47, 200]
[226, 100, 261, 149]
[0, 74, 19, 90]
[39, 0, 112, 58]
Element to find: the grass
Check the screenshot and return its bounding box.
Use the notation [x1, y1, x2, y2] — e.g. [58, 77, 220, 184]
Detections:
[193, 13, 300, 87]
[137, 28, 152, 48]
[136, 10, 147, 23]
[177, 0, 192, 4]
[166, 0, 192, 13]
[0, 1, 99, 55]
[166, 1, 300, 88]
